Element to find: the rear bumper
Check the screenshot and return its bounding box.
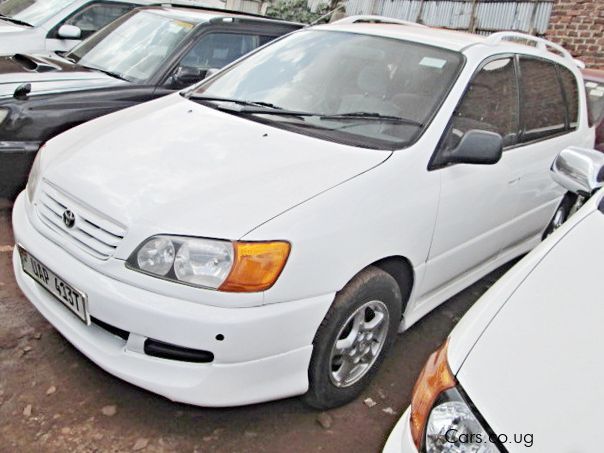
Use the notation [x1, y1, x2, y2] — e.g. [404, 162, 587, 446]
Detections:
[0, 141, 40, 199]
[12, 193, 334, 406]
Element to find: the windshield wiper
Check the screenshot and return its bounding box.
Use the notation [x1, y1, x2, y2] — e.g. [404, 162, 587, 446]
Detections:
[319, 112, 423, 127]
[189, 95, 316, 118]
[79, 64, 130, 82]
[0, 14, 32, 27]
[188, 95, 291, 111]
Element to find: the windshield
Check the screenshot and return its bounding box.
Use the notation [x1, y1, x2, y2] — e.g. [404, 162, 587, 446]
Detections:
[0, 0, 74, 27]
[191, 30, 463, 149]
[67, 10, 197, 83]
[586, 79, 604, 127]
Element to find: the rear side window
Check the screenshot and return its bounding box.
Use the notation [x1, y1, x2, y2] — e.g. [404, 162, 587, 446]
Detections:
[440, 57, 519, 152]
[519, 57, 567, 141]
[558, 65, 579, 130]
[586, 79, 604, 127]
[181, 33, 274, 71]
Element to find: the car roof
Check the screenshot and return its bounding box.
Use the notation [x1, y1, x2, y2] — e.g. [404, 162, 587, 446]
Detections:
[314, 19, 579, 69]
[135, 5, 302, 27]
[314, 22, 487, 51]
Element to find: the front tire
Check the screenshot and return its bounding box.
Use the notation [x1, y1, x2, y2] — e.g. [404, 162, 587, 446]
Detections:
[303, 266, 403, 409]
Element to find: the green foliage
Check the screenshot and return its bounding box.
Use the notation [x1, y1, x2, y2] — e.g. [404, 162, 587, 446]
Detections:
[266, 0, 332, 24]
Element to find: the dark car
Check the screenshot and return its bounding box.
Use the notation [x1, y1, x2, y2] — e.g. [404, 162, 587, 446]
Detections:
[583, 68, 604, 151]
[0, 5, 301, 199]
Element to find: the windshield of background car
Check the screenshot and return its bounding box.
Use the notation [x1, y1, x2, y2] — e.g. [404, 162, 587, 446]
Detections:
[191, 30, 463, 149]
[0, 0, 74, 26]
[586, 79, 604, 127]
[67, 10, 198, 83]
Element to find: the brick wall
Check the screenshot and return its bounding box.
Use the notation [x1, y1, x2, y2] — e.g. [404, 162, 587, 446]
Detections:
[547, 0, 604, 69]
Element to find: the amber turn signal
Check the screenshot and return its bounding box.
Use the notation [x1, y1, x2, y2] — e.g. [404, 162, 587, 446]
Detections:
[219, 241, 291, 292]
[410, 339, 457, 448]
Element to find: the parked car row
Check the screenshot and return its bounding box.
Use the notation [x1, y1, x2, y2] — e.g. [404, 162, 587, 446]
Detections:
[0, 5, 301, 199]
[3, 5, 602, 449]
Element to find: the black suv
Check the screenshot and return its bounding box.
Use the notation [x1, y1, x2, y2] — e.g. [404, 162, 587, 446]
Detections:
[0, 6, 300, 199]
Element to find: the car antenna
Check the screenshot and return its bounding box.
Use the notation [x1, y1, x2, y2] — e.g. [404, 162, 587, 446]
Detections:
[14, 83, 32, 100]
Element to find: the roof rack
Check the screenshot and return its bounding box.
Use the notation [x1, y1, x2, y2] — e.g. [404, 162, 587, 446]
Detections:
[332, 15, 427, 28]
[156, 2, 269, 21]
[485, 31, 575, 64]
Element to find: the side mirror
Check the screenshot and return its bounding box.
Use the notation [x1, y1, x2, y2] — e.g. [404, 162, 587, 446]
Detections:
[57, 24, 82, 40]
[171, 66, 210, 88]
[551, 147, 604, 197]
[443, 130, 503, 166]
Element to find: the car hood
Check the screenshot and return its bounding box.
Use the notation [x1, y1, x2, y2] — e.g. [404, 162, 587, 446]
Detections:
[0, 25, 41, 55]
[41, 94, 391, 251]
[0, 54, 126, 97]
[0, 20, 27, 33]
[456, 208, 604, 451]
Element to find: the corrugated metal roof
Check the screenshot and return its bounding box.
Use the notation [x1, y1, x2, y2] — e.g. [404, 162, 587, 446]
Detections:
[344, 0, 554, 35]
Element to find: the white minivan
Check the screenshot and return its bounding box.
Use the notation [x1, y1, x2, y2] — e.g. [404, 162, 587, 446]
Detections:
[12, 17, 594, 409]
[0, 0, 225, 55]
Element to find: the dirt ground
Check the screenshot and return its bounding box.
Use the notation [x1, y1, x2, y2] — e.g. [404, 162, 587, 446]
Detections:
[0, 205, 513, 453]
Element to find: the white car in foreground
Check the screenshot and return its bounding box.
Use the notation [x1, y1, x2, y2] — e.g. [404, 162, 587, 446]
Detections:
[383, 147, 604, 452]
[12, 17, 593, 408]
[0, 0, 225, 56]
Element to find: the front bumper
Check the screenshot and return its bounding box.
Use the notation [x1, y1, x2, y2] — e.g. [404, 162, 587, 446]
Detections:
[383, 408, 417, 453]
[12, 193, 334, 406]
[0, 141, 40, 199]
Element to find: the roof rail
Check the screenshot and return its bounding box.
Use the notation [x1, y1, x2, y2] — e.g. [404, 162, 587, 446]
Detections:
[485, 31, 575, 65]
[332, 15, 427, 28]
[156, 2, 268, 20]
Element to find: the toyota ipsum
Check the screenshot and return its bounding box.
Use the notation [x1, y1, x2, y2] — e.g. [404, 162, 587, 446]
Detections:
[12, 16, 594, 409]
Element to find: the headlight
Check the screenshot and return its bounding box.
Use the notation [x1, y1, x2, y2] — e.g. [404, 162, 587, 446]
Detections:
[424, 392, 498, 452]
[127, 235, 290, 292]
[409, 341, 499, 452]
[26, 146, 43, 202]
[0, 108, 8, 126]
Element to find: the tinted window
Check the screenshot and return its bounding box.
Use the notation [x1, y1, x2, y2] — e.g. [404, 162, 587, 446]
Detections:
[519, 57, 566, 141]
[63, 2, 135, 39]
[441, 57, 519, 152]
[586, 79, 604, 127]
[181, 33, 273, 71]
[558, 65, 579, 129]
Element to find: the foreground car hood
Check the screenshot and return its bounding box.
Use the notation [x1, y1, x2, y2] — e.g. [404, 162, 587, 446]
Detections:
[0, 54, 126, 97]
[41, 94, 390, 250]
[457, 208, 604, 451]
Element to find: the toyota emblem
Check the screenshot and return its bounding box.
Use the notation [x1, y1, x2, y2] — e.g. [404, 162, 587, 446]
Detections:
[62, 210, 76, 228]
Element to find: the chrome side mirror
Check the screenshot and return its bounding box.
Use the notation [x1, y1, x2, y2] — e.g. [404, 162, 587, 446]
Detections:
[551, 147, 604, 197]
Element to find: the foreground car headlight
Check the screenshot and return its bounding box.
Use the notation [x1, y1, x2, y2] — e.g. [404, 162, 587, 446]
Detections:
[410, 341, 499, 452]
[127, 235, 290, 292]
[26, 146, 43, 202]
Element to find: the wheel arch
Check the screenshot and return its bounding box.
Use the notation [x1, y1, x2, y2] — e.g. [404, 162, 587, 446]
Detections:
[368, 255, 414, 317]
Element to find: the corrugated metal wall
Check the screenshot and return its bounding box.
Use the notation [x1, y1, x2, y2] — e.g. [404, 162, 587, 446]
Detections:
[345, 0, 554, 35]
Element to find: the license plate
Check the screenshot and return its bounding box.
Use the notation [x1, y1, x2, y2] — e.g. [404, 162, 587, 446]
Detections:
[18, 246, 90, 325]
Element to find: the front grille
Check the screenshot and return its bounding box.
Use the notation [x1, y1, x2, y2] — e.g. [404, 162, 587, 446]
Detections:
[36, 182, 126, 260]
